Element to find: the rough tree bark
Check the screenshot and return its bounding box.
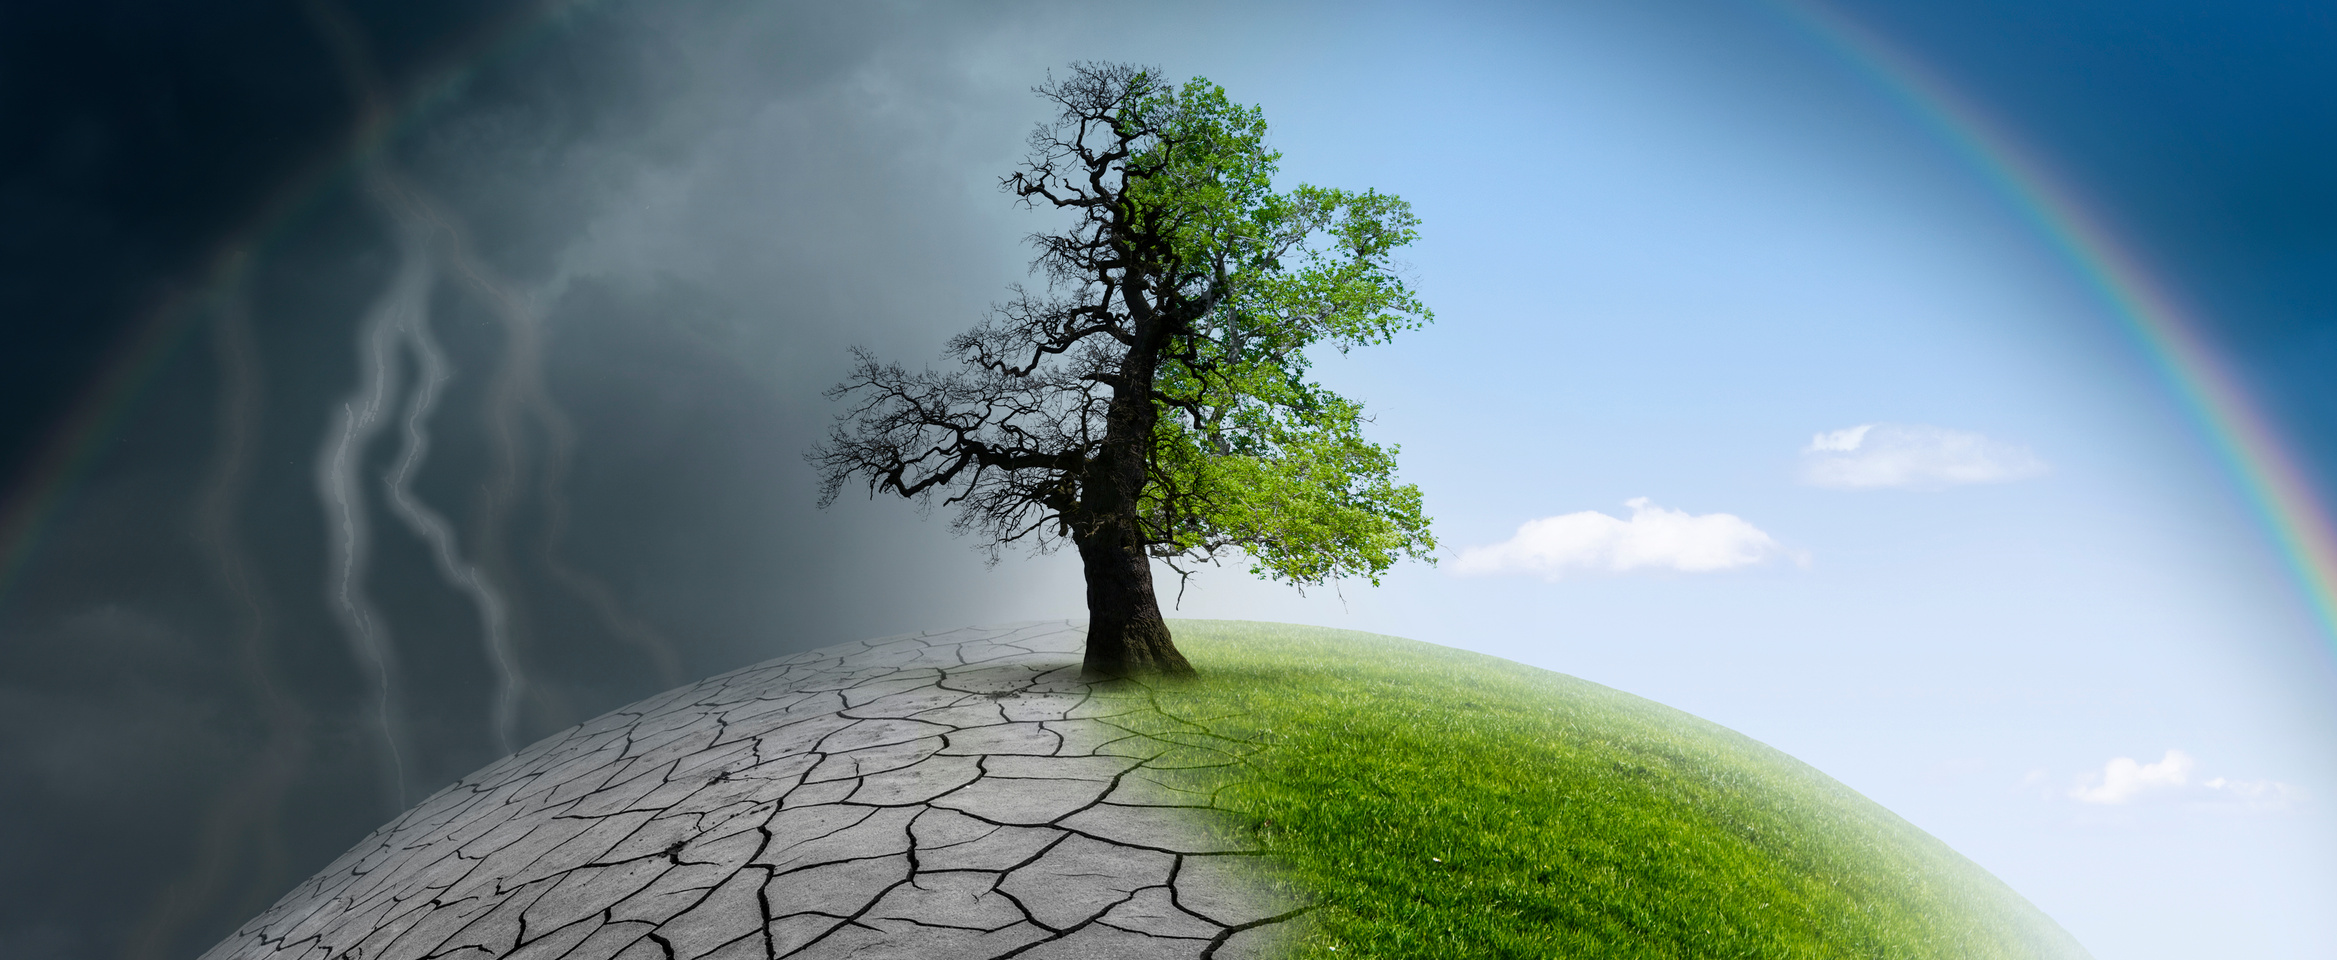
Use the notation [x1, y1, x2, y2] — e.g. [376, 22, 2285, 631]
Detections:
[1073, 296, 1194, 679]
[1073, 530, 1191, 679]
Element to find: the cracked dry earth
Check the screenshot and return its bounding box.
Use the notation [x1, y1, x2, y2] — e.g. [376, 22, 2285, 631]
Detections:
[200, 622, 1306, 960]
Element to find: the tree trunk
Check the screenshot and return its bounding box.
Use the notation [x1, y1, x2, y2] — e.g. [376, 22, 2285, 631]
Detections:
[1075, 531, 1195, 680]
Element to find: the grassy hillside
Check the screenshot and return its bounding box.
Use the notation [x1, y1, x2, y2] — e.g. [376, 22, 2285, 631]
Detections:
[1112, 621, 2091, 960]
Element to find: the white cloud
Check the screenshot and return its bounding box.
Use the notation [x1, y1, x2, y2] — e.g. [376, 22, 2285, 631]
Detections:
[2070, 749, 2304, 809]
[1807, 424, 1874, 453]
[1800, 423, 2046, 490]
[1454, 498, 1790, 580]
[2071, 749, 2196, 804]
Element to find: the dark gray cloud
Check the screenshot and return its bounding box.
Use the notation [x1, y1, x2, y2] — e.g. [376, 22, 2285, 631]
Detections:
[0, 2, 1113, 956]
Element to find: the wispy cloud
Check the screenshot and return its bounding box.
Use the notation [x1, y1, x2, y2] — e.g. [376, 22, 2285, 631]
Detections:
[2069, 749, 2303, 810]
[1800, 423, 2046, 490]
[1454, 498, 1791, 580]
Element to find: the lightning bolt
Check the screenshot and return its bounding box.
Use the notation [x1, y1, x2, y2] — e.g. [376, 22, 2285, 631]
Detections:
[374, 179, 527, 755]
[314, 188, 431, 805]
[304, 0, 680, 781]
[421, 196, 687, 694]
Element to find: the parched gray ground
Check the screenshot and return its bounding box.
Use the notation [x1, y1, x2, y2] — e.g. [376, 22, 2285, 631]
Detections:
[200, 623, 1305, 960]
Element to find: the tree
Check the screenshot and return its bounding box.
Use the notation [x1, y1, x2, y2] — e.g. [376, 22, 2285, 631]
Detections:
[813, 63, 1436, 679]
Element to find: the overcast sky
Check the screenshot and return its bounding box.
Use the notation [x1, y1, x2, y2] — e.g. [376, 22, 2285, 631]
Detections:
[1, 2, 2332, 958]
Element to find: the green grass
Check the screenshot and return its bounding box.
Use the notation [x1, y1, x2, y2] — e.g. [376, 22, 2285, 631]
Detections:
[1107, 621, 2091, 960]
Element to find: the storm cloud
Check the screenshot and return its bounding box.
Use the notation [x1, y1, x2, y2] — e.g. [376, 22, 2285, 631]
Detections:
[0, 3, 1160, 955]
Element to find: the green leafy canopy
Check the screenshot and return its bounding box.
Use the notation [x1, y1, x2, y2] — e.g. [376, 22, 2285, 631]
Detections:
[1126, 74, 1437, 588]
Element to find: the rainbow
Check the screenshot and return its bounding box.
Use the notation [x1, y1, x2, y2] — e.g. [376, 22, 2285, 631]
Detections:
[0, 0, 601, 612]
[1772, 0, 2337, 646]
